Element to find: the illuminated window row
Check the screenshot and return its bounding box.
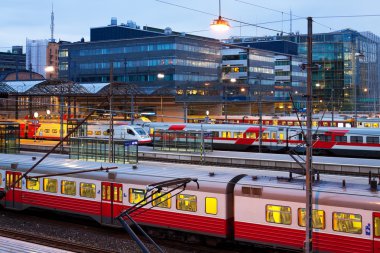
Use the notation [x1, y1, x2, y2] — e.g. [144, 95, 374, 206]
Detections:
[266, 204, 362, 234]
[129, 188, 217, 215]
[26, 178, 96, 199]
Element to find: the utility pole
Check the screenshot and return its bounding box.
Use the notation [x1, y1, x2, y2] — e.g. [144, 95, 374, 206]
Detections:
[305, 16, 313, 253]
[258, 76, 263, 153]
[108, 62, 114, 163]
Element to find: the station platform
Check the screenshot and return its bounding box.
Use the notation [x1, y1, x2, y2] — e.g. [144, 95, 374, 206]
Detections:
[20, 139, 380, 176]
[0, 236, 73, 253]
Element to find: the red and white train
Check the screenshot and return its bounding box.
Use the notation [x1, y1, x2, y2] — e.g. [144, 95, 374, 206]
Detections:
[1, 153, 379, 253]
[187, 115, 380, 128]
[143, 122, 380, 158]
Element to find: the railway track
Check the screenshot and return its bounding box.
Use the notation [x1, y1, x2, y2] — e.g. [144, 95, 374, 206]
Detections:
[0, 227, 116, 253]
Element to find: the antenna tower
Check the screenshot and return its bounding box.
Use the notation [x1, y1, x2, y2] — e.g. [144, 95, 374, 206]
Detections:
[50, 3, 55, 42]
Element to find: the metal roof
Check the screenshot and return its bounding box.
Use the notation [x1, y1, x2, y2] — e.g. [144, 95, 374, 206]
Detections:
[2, 80, 44, 93]
[81, 83, 110, 93]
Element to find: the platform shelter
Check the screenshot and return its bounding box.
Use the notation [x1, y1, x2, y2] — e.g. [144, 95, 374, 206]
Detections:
[0, 122, 20, 154]
[69, 137, 138, 164]
[152, 129, 213, 153]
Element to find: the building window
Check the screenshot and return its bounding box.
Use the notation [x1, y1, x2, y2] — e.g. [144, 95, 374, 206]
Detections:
[43, 178, 58, 193]
[61, 180, 76, 196]
[80, 182, 96, 198]
[129, 188, 146, 204]
[152, 191, 171, 209]
[266, 204, 291, 225]
[176, 194, 197, 212]
[27, 179, 40, 191]
[298, 208, 325, 229]
[333, 212, 362, 234]
[205, 197, 218, 215]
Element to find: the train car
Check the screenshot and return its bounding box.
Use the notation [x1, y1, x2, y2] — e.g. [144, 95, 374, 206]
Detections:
[1, 154, 380, 252]
[86, 122, 151, 144]
[0, 154, 241, 238]
[187, 115, 355, 128]
[17, 120, 151, 144]
[143, 122, 380, 158]
[234, 171, 380, 253]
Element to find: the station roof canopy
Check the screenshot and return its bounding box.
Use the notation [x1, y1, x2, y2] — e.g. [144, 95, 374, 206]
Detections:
[0, 80, 174, 96]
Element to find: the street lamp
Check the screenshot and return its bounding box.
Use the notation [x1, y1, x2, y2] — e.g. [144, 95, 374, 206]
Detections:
[210, 0, 230, 32]
[33, 112, 39, 142]
[157, 73, 165, 122]
[354, 51, 365, 127]
[46, 109, 51, 119]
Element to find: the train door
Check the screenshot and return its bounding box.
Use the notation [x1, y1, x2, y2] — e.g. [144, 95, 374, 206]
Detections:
[5, 171, 22, 209]
[373, 212, 380, 253]
[101, 182, 124, 225]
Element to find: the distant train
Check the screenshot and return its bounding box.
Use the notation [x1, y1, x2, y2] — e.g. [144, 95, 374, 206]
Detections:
[1, 153, 380, 253]
[143, 122, 380, 158]
[187, 115, 380, 128]
[18, 120, 151, 144]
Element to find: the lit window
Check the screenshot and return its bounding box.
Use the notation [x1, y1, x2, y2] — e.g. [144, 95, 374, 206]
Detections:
[266, 204, 291, 225]
[80, 182, 96, 198]
[152, 191, 171, 209]
[87, 131, 93, 135]
[95, 131, 101, 136]
[114, 186, 123, 203]
[43, 178, 58, 193]
[129, 188, 146, 204]
[176, 194, 197, 212]
[61, 180, 76, 196]
[298, 209, 325, 229]
[27, 178, 40, 191]
[375, 217, 380, 236]
[333, 212, 362, 234]
[205, 197, 218, 215]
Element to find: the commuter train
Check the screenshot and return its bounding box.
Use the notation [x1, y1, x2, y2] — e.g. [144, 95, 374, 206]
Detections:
[187, 115, 380, 128]
[1, 153, 380, 253]
[143, 122, 380, 158]
[18, 120, 151, 144]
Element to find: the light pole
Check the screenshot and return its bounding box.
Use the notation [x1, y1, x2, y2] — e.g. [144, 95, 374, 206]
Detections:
[157, 73, 165, 122]
[354, 52, 364, 127]
[33, 112, 39, 142]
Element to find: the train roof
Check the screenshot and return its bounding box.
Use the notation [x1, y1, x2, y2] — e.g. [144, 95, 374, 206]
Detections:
[0, 154, 243, 194]
[146, 122, 380, 134]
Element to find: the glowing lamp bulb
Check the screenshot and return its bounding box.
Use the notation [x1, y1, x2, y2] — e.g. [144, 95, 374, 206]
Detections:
[210, 16, 230, 32]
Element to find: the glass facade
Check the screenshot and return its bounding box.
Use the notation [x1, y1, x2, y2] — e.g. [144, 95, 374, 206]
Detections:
[291, 29, 380, 112]
[58, 34, 221, 94]
[0, 122, 20, 154]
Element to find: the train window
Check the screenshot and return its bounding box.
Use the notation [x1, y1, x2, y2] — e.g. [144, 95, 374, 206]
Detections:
[281, 121, 287, 126]
[294, 122, 300, 126]
[0, 173, 1, 186]
[87, 131, 93, 135]
[246, 132, 256, 139]
[102, 184, 111, 200]
[233, 132, 243, 138]
[335, 136, 347, 142]
[364, 123, 371, 127]
[129, 188, 146, 204]
[279, 133, 285, 140]
[332, 122, 337, 127]
[318, 135, 331, 142]
[61, 180, 76, 196]
[127, 129, 135, 136]
[52, 129, 58, 134]
[374, 123, 379, 128]
[152, 191, 171, 209]
[43, 178, 58, 193]
[6, 173, 21, 188]
[212, 131, 219, 138]
[312, 122, 318, 127]
[323, 122, 329, 127]
[103, 131, 109, 136]
[350, 136, 363, 143]
[26, 178, 40, 191]
[271, 132, 277, 139]
[333, 212, 362, 234]
[176, 194, 197, 212]
[222, 131, 231, 138]
[95, 131, 101, 136]
[375, 217, 380, 236]
[367, 136, 380, 144]
[287, 122, 294, 126]
[114, 186, 123, 203]
[262, 133, 269, 139]
[205, 197, 218, 215]
[298, 209, 325, 229]
[266, 205, 291, 225]
[80, 182, 96, 198]
[44, 129, 50, 133]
